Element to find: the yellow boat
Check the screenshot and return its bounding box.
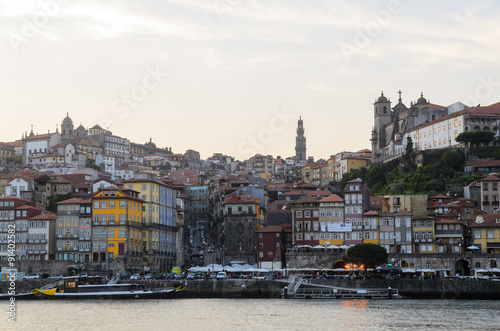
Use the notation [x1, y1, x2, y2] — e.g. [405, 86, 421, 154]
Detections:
[38, 288, 57, 296]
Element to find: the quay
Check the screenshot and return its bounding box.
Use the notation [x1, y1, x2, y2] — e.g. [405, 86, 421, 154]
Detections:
[4, 278, 500, 300]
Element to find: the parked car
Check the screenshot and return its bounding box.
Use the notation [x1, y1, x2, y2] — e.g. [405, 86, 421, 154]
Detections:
[144, 273, 153, 280]
[48, 274, 64, 280]
[166, 273, 180, 280]
[186, 273, 196, 280]
[216, 272, 228, 280]
[253, 275, 268, 280]
[130, 274, 140, 280]
[78, 273, 88, 278]
[22, 273, 41, 281]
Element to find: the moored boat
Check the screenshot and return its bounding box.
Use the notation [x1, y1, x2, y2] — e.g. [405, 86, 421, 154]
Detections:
[39, 276, 185, 300]
[0, 290, 41, 300]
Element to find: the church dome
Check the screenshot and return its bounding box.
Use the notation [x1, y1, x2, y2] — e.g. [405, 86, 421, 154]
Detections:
[417, 92, 428, 104]
[62, 113, 73, 126]
[76, 124, 86, 131]
[377, 92, 388, 103]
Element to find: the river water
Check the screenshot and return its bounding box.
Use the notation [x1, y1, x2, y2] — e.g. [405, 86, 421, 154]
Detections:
[5, 299, 500, 330]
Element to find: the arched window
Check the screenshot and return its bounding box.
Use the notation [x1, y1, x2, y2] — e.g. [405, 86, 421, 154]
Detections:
[475, 262, 481, 268]
[491, 260, 497, 268]
[383, 106, 387, 114]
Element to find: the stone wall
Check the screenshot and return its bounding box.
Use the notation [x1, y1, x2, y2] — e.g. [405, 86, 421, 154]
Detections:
[286, 251, 500, 275]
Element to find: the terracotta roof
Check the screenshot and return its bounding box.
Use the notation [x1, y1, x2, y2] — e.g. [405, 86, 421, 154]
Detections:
[225, 195, 258, 204]
[15, 205, 40, 210]
[256, 225, 284, 233]
[466, 102, 500, 117]
[364, 210, 378, 216]
[469, 214, 500, 228]
[481, 174, 500, 181]
[465, 160, 500, 168]
[30, 213, 56, 220]
[291, 195, 321, 204]
[412, 110, 466, 131]
[1, 141, 22, 147]
[25, 132, 57, 140]
[320, 194, 343, 203]
[57, 198, 91, 204]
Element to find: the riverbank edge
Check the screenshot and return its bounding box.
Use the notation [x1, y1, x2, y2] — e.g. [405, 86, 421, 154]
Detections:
[3, 278, 500, 300]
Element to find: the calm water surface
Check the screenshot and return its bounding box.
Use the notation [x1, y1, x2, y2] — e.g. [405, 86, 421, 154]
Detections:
[5, 299, 500, 331]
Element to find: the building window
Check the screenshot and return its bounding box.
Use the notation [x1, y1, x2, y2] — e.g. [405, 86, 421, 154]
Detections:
[94, 201, 99, 209]
[296, 211, 302, 218]
[304, 211, 311, 218]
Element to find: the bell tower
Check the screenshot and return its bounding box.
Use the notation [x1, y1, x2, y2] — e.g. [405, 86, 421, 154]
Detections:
[295, 116, 306, 160]
[371, 92, 392, 160]
[61, 112, 74, 142]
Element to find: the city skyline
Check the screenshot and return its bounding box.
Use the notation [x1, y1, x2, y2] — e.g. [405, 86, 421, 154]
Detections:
[1, 0, 499, 160]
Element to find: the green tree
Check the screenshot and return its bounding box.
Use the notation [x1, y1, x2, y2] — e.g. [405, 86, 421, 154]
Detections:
[345, 243, 388, 269]
[456, 130, 496, 147]
[401, 137, 416, 171]
[441, 150, 465, 171]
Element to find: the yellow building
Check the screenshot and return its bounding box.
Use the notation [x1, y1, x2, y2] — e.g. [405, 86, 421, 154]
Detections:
[123, 173, 178, 273]
[91, 186, 144, 269]
[470, 214, 500, 253]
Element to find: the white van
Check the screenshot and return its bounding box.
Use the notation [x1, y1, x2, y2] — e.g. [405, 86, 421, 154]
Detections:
[216, 272, 228, 280]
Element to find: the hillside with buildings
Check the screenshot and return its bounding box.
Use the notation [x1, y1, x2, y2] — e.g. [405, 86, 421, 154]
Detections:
[2, 97, 500, 278]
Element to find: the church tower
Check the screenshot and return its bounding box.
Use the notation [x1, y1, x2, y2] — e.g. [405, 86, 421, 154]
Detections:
[61, 113, 74, 142]
[371, 92, 392, 161]
[295, 116, 306, 160]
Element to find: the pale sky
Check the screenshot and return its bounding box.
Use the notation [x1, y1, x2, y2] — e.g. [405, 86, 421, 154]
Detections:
[1, 0, 499, 161]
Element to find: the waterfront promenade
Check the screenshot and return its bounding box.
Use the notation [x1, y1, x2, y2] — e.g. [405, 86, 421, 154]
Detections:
[4, 277, 500, 300]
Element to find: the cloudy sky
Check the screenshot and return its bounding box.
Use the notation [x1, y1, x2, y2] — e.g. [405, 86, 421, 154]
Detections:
[1, 0, 499, 161]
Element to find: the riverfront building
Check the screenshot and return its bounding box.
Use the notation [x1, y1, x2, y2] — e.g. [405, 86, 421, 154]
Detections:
[91, 186, 144, 270]
[55, 198, 92, 263]
[123, 173, 178, 273]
